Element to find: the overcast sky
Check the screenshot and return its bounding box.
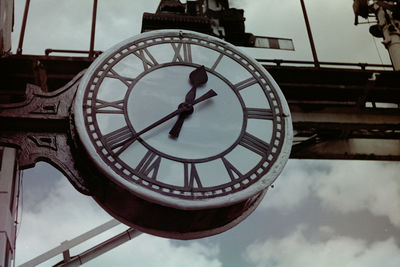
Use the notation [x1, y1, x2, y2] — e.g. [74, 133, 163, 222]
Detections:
[10, 0, 400, 266]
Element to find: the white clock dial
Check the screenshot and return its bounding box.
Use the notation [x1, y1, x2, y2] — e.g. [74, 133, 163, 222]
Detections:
[73, 30, 292, 238]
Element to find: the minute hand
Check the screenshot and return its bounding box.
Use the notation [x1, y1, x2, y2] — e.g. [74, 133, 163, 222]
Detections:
[134, 89, 217, 139]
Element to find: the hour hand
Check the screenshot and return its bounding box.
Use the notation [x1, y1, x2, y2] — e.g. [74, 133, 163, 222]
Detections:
[169, 66, 208, 138]
[169, 89, 216, 138]
[168, 113, 187, 138]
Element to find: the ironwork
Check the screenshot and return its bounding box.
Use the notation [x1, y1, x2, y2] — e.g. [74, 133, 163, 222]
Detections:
[0, 71, 90, 194]
[142, 0, 293, 49]
[2, 54, 399, 162]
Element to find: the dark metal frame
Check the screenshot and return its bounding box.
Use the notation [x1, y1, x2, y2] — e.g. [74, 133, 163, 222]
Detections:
[0, 71, 89, 194]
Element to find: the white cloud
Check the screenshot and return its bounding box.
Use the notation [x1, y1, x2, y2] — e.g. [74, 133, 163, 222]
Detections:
[259, 160, 316, 210]
[314, 161, 400, 227]
[261, 160, 400, 228]
[244, 226, 400, 267]
[87, 235, 221, 267]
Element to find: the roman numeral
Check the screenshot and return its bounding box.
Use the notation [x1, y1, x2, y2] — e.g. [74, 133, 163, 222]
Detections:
[222, 157, 242, 181]
[94, 99, 124, 114]
[233, 77, 258, 91]
[171, 43, 192, 63]
[211, 53, 224, 71]
[184, 163, 203, 190]
[135, 150, 161, 180]
[103, 126, 136, 156]
[105, 69, 135, 87]
[133, 48, 158, 71]
[239, 132, 269, 157]
[246, 108, 273, 120]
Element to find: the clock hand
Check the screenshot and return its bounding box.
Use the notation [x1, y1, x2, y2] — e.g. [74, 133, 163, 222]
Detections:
[169, 65, 208, 138]
[134, 89, 217, 140]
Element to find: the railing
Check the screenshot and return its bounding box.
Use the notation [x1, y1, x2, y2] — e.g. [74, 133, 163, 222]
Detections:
[256, 59, 394, 71]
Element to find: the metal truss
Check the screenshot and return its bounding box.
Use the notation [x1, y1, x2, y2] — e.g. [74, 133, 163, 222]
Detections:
[1, 55, 399, 160]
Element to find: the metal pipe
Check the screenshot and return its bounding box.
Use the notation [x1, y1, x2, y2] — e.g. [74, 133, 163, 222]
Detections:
[57, 228, 142, 267]
[255, 58, 392, 70]
[17, 0, 31, 55]
[89, 0, 98, 58]
[19, 220, 120, 267]
[300, 0, 319, 67]
[45, 48, 101, 56]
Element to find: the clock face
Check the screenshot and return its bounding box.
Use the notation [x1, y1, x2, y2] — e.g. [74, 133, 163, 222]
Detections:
[74, 30, 292, 209]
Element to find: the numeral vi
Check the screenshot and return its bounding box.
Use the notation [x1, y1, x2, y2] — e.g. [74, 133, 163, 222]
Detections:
[184, 163, 202, 190]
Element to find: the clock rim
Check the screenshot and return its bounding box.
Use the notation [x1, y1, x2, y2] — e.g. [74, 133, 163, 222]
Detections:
[73, 29, 293, 210]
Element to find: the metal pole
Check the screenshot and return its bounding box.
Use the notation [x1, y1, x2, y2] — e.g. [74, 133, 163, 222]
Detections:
[89, 0, 98, 58]
[373, 3, 400, 71]
[56, 228, 142, 267]
[300, 0, 319, 67]
[0, 147, 19, 267]
[17, 0, 31, 55]
[19, 219, 120, 267]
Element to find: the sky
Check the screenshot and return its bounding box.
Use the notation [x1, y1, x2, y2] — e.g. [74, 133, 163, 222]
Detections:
[9, 0, 400, 266]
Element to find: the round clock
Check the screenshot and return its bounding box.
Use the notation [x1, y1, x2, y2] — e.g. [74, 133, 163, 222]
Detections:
[73, 30, 292, 239]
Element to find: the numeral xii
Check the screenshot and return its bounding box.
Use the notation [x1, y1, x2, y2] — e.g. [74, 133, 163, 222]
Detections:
[172, 43, 192, 63]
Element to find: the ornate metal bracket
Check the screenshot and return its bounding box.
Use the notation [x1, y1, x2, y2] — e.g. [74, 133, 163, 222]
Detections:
[0, 70, 90, 195]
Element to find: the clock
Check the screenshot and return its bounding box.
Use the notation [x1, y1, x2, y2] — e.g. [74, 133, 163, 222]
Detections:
[73, 30, 292, 239]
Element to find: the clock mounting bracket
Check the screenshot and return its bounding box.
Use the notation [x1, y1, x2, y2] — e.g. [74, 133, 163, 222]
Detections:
[0, 70, 90, 195]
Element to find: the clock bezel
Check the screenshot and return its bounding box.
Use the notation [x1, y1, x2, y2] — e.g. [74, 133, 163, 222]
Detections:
[74, 29, 293, 210]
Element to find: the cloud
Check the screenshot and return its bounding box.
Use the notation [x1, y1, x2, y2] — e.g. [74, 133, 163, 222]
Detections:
[314, 161, 400, 227]
[244, 226, 400, 267]
[87, 235, 221, 267]
[261, 160, 400, 228]
[259, 160, 319, 210]
[16, 175, 222, 267]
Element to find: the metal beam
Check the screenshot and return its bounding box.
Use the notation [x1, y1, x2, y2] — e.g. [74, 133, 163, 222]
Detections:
[54, 228, 142, 267]
[1, 55, 400, 160]
[19, 219, 121, 267]
[291, 138, 400, 160]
